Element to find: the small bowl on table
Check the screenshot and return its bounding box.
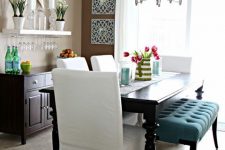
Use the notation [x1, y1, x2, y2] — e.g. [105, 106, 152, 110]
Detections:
[21, 63, 32, 73]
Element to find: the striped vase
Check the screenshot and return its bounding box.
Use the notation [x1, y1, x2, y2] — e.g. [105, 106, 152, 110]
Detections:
[135, 58, 152, 81]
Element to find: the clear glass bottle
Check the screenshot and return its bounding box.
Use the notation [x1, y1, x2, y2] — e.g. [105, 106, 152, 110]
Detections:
[36, 9, 47, 30]
[27, 10, 36, 30]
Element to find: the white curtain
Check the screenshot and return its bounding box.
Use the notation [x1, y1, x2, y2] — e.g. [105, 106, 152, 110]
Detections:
[114, 0, 139, 62]
[190, 0, 225, 78]
[190, 0, 225, 122]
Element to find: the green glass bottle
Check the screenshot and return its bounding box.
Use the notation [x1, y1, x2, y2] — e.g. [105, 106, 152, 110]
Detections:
[13, 46, 21, 73]
[11, 46, 15, 57]
[5, 46, 13, 73]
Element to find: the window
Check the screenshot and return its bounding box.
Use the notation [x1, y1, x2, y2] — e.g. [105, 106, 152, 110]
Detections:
[115, 0, 191, 61]
[138, 0, 190, 55]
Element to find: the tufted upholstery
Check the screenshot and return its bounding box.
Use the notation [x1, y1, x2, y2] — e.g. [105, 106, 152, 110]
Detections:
[157, 98, 219, 145]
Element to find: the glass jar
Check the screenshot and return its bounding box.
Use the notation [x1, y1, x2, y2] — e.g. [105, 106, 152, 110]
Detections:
[152, 58, 162, 76]
[26, 10, 36, 29]
[119, 61, 133, 85]
[36, 9, 47, 30]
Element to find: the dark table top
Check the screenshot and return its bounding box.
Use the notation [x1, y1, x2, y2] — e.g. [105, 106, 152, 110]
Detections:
[122, 73, 196, 104]
[40, 73, 198, 105]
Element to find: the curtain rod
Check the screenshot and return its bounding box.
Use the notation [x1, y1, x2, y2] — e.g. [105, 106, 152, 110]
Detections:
[135, 0, 182, 7]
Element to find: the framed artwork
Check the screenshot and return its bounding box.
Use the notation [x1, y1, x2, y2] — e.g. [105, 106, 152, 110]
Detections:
[92, 0, 116, 15]
[91, 19, 114, 45]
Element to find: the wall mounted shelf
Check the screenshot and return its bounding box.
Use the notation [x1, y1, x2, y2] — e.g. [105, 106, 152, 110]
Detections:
[2, 29, 72, 37]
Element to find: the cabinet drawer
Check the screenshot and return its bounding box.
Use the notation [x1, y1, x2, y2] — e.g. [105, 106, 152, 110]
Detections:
[26, 75, 45, 90]
[46, 73, 53, 86]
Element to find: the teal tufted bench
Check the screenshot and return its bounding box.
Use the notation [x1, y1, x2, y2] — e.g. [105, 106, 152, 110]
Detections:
[156, 98, 219, 150]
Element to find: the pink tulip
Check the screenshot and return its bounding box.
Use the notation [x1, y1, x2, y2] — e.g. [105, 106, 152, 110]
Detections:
[123, 52, 130, 57]
[155, 55, 160, 60]
[137, 55, 142, 62]
[131, 56, 137, 63]
[145, 46, 150, 52]
[151, 46, 158, 53]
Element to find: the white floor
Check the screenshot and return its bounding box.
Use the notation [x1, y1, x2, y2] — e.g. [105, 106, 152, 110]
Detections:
[0, 128, 224, 150]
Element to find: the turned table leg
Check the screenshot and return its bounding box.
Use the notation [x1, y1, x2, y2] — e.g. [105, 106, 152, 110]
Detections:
[50, 93, 59, 150]
[21, 135, 26, 145]
[195, 81, 204, 100]
[142, 108, 159, 150]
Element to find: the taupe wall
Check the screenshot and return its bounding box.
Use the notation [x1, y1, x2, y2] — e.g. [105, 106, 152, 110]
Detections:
[0, 0, 81, 72]
[81, 0, 115, 69]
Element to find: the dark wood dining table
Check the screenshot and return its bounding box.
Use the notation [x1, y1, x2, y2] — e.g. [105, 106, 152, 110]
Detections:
[39, 73, 203, 150]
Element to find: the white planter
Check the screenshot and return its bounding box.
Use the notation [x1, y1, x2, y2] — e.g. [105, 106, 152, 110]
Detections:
[13, 17, 25, 30]
[56, 21, 65, 31]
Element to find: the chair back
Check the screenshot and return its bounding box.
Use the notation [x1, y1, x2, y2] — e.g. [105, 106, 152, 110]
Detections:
[56, 57, 89, 71]
[52, 68, 123, 150]
[91, 55, 117, 72]
[162, 55, 192, 73]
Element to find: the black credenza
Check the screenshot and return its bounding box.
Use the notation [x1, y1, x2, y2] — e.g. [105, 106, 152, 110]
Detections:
[0, 66, 55, 144]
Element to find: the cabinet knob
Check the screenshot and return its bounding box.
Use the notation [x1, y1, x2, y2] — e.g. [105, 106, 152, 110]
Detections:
[32, 80, 38, 85]
[41, 106, 49, 109]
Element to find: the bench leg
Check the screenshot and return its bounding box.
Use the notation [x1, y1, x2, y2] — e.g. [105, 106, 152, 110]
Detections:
[21, 135, 26, 145]
[190, 143, 197, 150]
[180, 140, 197, 150]
[212, 117, 218, 148]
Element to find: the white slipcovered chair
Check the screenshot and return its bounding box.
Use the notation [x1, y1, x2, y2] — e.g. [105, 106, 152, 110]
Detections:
[90, 55, 143, 126]
[90, 55, 118, 72]
[161, 55, 192, 73]
[56, 57, 89, 71]
[52, 68, 145, 150]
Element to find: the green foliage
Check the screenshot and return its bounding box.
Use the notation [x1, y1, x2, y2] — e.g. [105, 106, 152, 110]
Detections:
[143, 52, 152, 58]
[9, 0, 26, 17]
[17, 0, 26, 17]
[56, 1, 69, 21]
[61, 5, 68, 21]
[9, 0, 18, 17]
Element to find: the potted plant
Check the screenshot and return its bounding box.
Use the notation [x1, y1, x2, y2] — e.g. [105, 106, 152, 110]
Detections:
[9, 0, 26, 29]
[55, 0, 68, 31]
[9, 0, 18, 17]
[17, 0, 26, 17]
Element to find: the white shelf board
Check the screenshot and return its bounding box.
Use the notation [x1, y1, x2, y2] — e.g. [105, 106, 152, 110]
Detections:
[2, 29, 72, 36]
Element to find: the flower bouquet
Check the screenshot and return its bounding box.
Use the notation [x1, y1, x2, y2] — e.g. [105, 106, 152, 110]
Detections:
[124, 46, 160, 80]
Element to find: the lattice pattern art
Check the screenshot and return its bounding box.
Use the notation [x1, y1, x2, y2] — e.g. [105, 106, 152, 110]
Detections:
[92, 0, 116, 14]
[91, 19, 114, 45]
